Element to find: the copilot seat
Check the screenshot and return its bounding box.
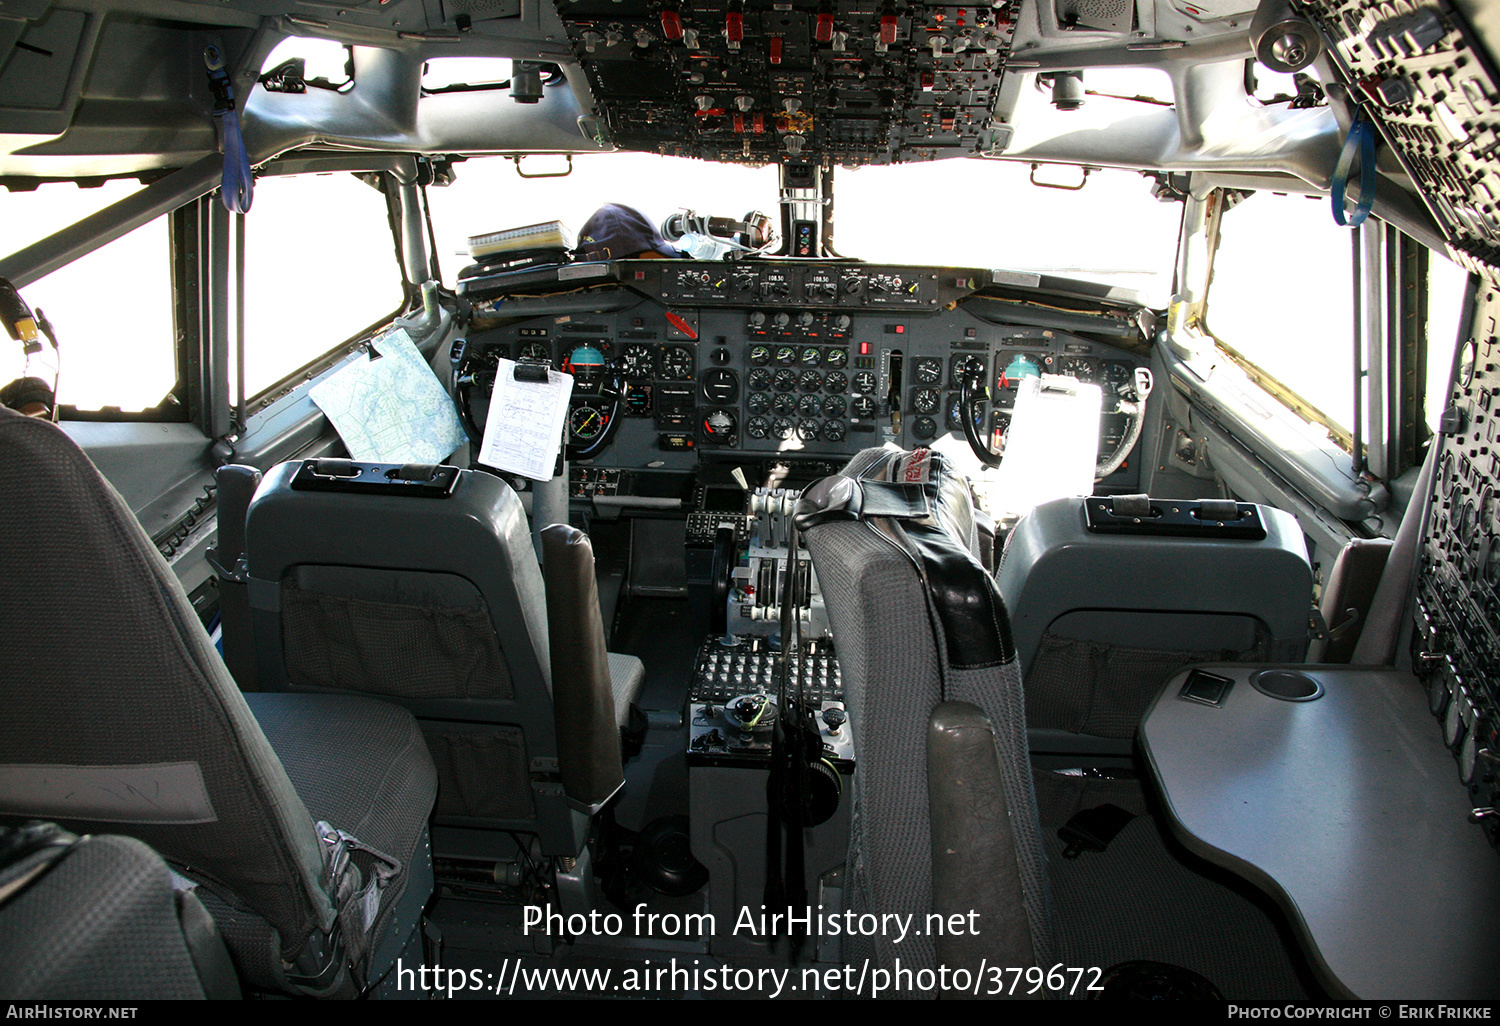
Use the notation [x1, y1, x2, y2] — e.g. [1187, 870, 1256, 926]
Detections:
[998, 495, 1313, 757]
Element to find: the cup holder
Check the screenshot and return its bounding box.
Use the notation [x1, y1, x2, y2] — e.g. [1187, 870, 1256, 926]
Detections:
[1251, 669, 1324, 702]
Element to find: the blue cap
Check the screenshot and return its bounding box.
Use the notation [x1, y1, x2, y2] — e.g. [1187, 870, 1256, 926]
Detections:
[576, 203, 682, 260]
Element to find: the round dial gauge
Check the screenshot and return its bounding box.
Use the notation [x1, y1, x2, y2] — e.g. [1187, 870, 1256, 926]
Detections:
[1061, 357, 1095, 382]
[800, 370, 823, 393]
[701, 368, 739, 403]
[1461, 722, 1487, 785]
[853, 371, 877, 394]
[1486, 537, 1500, 590]
[1429, 672, 1450, 717]
[1457, 500, 1476, 554]
[1102, 361, 1134, 390]
[775, 345, 798, 366]
[1460, 338, 1479, 388]
[624, 383, 651, 415]
[997, 353, 1040, 388]
[824, 348, 849, 369]
[1445, 691, 1469, 749]
[851, 396, 877, 418]
[771, 418, 794, 440]
[748, 368, 772, 392]
[822, 420, 847, 442]
[746, 417, 770, 439]
[747, 392, 771, 415]
[620, 344, 655, 378]
[797, 420, 821, 441]
[748, 344, 773, 366]
[773, 368, 799, 392]
[800, 346, 822, 367]
[948, 395, 985, 431]
[565, 344, 607, 391]
[911, 416, 937, 441]
[824, 371, 848, 394]
[915, 358, 943, 384]
[951, 354, 986, 388]
[798, 394, 822, 418]
[702, 408, 737, 439]
[912, 388, 940, 414]
[519, 342, 550, 364]
[822, 395, 847, 419]
[773, 392, 798, 415]
[568, 403, 609, 441]
[659, 345, 694, 380]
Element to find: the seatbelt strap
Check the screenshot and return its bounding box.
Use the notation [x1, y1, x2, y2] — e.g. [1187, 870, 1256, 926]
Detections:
[764, 516, 811, 962]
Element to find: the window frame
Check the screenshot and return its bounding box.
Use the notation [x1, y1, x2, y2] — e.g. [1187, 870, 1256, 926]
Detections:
[1198, 188, 1358, 455]
[173, 158, 419, 439]
[1199, 187, 1443, 483]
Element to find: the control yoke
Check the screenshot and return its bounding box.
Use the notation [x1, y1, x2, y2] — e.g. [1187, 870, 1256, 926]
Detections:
[958, 365, 1154, 480]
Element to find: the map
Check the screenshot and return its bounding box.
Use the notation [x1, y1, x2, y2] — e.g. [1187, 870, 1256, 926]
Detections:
[309, 327, 467, 465]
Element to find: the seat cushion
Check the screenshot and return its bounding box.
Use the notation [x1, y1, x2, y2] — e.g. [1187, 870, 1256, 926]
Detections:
[607, 652, 645, 728]
[244, 692, 436, 991]
[246, 693, 436, 871]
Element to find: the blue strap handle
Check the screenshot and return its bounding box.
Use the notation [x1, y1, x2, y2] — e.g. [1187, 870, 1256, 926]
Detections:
[205, 45, 253, 214]
[1331, 115, 1375, 227]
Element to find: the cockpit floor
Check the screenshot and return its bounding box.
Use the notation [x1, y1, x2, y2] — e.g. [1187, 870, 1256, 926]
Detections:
[1034, 769, 1321, 1000]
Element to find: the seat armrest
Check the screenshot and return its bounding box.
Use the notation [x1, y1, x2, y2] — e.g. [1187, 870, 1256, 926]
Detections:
[928, 701, 1037, 977]
[541, 524, 625, 811]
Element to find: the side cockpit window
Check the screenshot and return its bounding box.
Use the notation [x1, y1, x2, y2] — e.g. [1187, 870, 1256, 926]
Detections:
[0, 181, 176, 417]
[1204, 188, 1468, 481]
[1204, 190, 1356, 445]
[240, 172, 405, 402]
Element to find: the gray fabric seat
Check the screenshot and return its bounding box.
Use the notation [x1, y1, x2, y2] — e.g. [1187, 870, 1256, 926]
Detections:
[608, 652, 646, 728]
[0, 824, 239, 1000]
[0, 409, 437, 997]
[249, 693, 436, 881]
[238, 459, 635, 859]
[996, 496, 1313, 752]
[797, 446, 1055, 995]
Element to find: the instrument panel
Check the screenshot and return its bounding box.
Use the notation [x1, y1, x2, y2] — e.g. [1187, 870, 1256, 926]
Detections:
[456, 263, 1151, 493]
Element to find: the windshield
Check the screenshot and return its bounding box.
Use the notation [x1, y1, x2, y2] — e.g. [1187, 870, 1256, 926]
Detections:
[425, 147, 1180, 307]
[425, 154, 779, 282]
[835, 160, 1180, 305]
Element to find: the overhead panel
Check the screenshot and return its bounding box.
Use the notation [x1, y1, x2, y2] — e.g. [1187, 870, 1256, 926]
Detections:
[552, 0, 1019, 165]
[1304, 0, 1500, 282]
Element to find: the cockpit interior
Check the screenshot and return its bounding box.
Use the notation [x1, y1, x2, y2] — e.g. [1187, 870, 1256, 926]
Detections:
[1, 0, 1498, 1003]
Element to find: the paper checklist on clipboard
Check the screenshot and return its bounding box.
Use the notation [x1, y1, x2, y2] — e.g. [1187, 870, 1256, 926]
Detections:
[478, 359, 574, 480]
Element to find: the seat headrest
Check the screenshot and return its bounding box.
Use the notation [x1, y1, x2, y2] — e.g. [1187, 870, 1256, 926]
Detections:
[801, 446, 1012, 670]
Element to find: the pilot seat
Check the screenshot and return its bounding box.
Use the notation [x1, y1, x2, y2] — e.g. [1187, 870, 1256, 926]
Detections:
[229, 458, 643, 883]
